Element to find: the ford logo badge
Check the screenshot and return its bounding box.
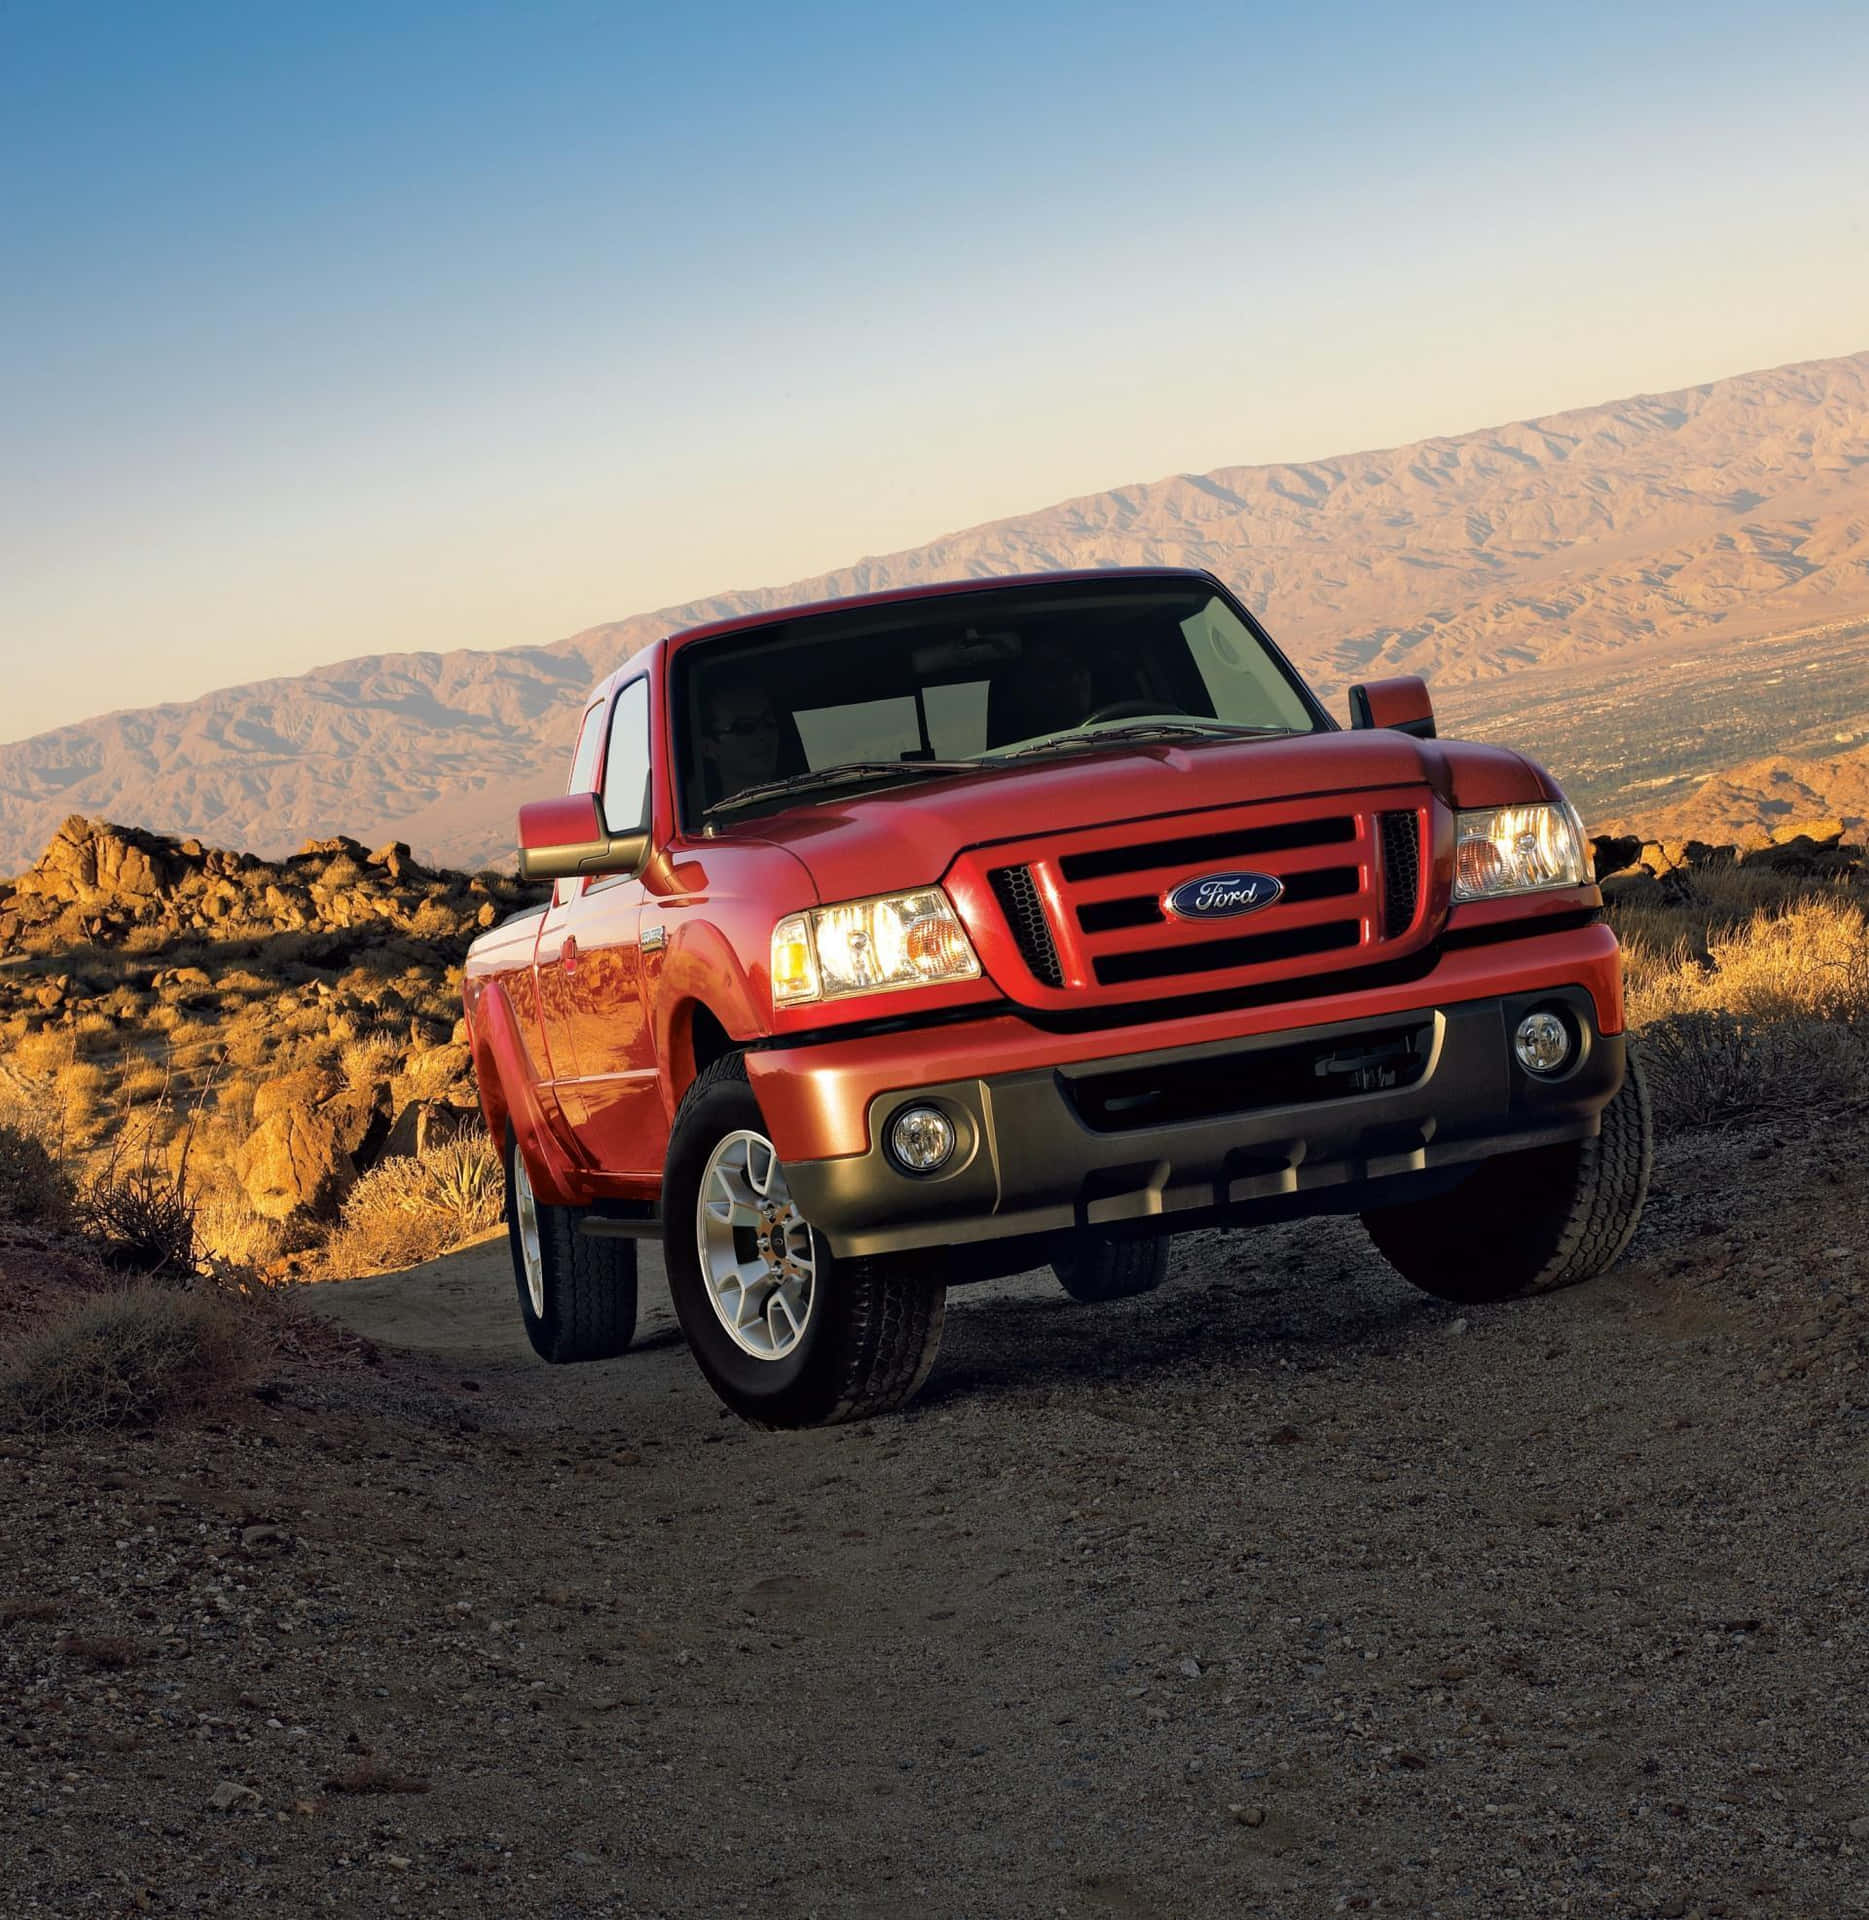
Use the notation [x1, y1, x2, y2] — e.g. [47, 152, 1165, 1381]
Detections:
[1163, 870, 1285, 920]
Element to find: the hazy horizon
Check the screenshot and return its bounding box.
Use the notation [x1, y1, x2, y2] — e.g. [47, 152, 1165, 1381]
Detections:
[4, 0, 1867, 743]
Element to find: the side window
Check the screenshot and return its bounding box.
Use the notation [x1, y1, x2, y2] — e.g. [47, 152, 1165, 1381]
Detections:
[600, 679, 651, 835]
[566, 700, 605, 794]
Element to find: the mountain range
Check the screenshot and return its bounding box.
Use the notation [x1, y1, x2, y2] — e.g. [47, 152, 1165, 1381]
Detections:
[3, 349, 1866, 873]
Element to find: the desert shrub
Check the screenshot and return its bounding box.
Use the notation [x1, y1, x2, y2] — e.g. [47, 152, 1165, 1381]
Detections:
[70, 1012, 117, 1055]
[74, 1099, 202, 1277]
[119, 1060, 172, 1104]
[0, 1285, 256, 1433]
[1615, 885, 1869, 1129]
[194, 1185, 287, 1270]
[320, 1130, 503, 1275]
[340, 1032, 402, 1089]
[58, 1061, 109, 1144]
[0, 1123, 75, 1228]
[14, 1027, 75, 1078]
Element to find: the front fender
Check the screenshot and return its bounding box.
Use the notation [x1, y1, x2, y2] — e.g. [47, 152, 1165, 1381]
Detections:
[463, 974, 592, 1208]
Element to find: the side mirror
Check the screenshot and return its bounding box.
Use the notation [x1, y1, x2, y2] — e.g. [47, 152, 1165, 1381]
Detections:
[516, 794, 648, 882]
[1347, 675, 1436, 740]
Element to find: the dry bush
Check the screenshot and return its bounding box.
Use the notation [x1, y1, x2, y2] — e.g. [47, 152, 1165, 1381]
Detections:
[0, 1284, 257, 1432]
[1614, 883, 1869, 1129]
[119, 1059, 172, 1105]
[340, 1032, 402, 1089]
[0, 1122, 75, 1228]
[1638, 1013, 1867, 1130]
[70, 1013, 117, 1055]
[320, 1131, 503, 1276]
[73, 1084, 204, 1276]
[58, 1061, 109, 1144]
[14, 1027, 75, 1078]
[194, 1185, 288, 1271]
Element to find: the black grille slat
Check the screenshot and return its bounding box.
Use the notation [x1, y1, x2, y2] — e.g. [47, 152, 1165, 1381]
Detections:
[988, 864, 1063, 987]
[1078, 864, 1360, 934]
[1092, 918, 1360, 987]
[1058, 815, 1355, 884]
[1379, 811, 1421, 939]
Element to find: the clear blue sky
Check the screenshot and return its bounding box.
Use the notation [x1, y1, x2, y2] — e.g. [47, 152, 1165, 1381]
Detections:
[3, 0, 1866, 741]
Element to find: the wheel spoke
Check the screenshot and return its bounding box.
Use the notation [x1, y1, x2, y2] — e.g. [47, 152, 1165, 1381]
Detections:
[695, 1128, 817, 1363]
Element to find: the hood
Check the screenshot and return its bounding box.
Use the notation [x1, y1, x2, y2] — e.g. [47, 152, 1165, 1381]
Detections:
[710, 730, 1549, 904]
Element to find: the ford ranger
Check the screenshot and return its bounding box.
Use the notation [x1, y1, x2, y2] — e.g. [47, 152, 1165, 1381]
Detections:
[462, 569, 1650, 1427]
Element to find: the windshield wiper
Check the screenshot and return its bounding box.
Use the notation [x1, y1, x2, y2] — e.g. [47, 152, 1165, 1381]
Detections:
[703, 760, 982, 822]
[993, 720, 1296, 760]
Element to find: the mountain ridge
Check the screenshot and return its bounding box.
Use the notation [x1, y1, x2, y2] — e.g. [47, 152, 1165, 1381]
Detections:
[3, 348, 1866, 872]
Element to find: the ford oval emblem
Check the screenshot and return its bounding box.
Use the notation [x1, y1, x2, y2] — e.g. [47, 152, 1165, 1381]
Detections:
[1163, 870, 1285, 920]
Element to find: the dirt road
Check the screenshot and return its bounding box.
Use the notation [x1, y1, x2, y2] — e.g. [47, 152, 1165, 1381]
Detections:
[3, 1115, 1867, 1918]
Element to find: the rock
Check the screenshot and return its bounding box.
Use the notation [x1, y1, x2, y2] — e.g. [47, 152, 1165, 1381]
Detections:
[379, 1100, 469, 1163]
[1600, 871, 1661, 908]
[324, 1085, 392, 1166]
[1590, 833, 1645, 882]
[252, 1068, 341, 1124]
[208, 1781, 260, 1812]
[1849, 1813, 1869, 1842]
[236, 1109, 359, 1221]
[1682, 839, 1738, 869]
[1740, 833, 1860, 877]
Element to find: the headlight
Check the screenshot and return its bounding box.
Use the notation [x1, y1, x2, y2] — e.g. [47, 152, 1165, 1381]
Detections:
[1453, 801, 1589, 902]
[771, 889, 981, 1005]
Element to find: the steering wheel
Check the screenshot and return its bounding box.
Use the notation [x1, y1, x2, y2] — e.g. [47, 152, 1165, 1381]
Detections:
[1078, 698, 1186, 727]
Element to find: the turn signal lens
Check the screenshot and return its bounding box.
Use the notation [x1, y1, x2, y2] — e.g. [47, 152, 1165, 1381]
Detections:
[770, 914, 820, 1005]
[1452, 801, 1589, 902]
[770, 889, 981, 1006]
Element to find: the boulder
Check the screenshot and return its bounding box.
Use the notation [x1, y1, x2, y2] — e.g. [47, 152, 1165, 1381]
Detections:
[1591, 834, 1645, 883]
[379, 1100, 471, 1162]
[235, 1109, 357, 1221]
[19, 817, 177, 906]
[251, 1067, 341, 1124]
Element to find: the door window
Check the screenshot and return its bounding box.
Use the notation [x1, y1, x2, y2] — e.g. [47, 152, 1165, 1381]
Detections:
[601, 679, 652, 835]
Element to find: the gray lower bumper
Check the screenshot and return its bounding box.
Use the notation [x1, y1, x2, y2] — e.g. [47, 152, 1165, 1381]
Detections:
[782, 986, 1622, 1259]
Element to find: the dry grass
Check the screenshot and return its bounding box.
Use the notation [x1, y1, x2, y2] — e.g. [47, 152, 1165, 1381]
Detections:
[340, 1032, 402, 1089]
[0, 1284, 258, 1433]
[318, 1130, 502, 1277]
[1610, 869, 1869, 1129]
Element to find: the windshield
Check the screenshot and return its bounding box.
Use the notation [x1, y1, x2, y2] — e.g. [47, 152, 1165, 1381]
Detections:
[672, 577, 1325, 826]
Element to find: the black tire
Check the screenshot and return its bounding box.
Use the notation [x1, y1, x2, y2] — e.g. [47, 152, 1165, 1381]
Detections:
[663, 1054, 946, 1429]
[1361, 1044, 1653, 1305]
[505, 1132, 638, 1364]
[1050, 1228, 1169, 1303]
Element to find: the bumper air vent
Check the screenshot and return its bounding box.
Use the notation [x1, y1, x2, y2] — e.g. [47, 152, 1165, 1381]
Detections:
[1379, 811, 1421, 940]
[988, 864, 1064, 988]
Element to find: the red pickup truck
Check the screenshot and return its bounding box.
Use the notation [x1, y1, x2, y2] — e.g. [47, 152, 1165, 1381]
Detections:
[462, 569, 1649, 1427]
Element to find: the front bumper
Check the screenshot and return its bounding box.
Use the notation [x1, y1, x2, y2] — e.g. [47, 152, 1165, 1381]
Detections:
[777, 983, 1622, 1259]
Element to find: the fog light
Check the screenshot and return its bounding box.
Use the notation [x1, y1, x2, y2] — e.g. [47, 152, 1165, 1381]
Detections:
[889, 1104, 956, 1174]
[1513, 1011, 1573, 1076]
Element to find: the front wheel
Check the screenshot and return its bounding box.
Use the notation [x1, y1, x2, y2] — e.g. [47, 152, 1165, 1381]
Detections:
[506, 1132, 638, 1363]
[663, 1055, 946, 1428]
[1360, 1045, 1653, 1305]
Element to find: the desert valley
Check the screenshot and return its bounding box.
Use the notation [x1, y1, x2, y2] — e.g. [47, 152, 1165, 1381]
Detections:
[2, 349, 1867, 875]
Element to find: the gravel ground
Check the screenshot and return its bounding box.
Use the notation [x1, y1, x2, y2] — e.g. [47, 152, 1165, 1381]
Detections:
[3, 1113, 1867, 1919]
